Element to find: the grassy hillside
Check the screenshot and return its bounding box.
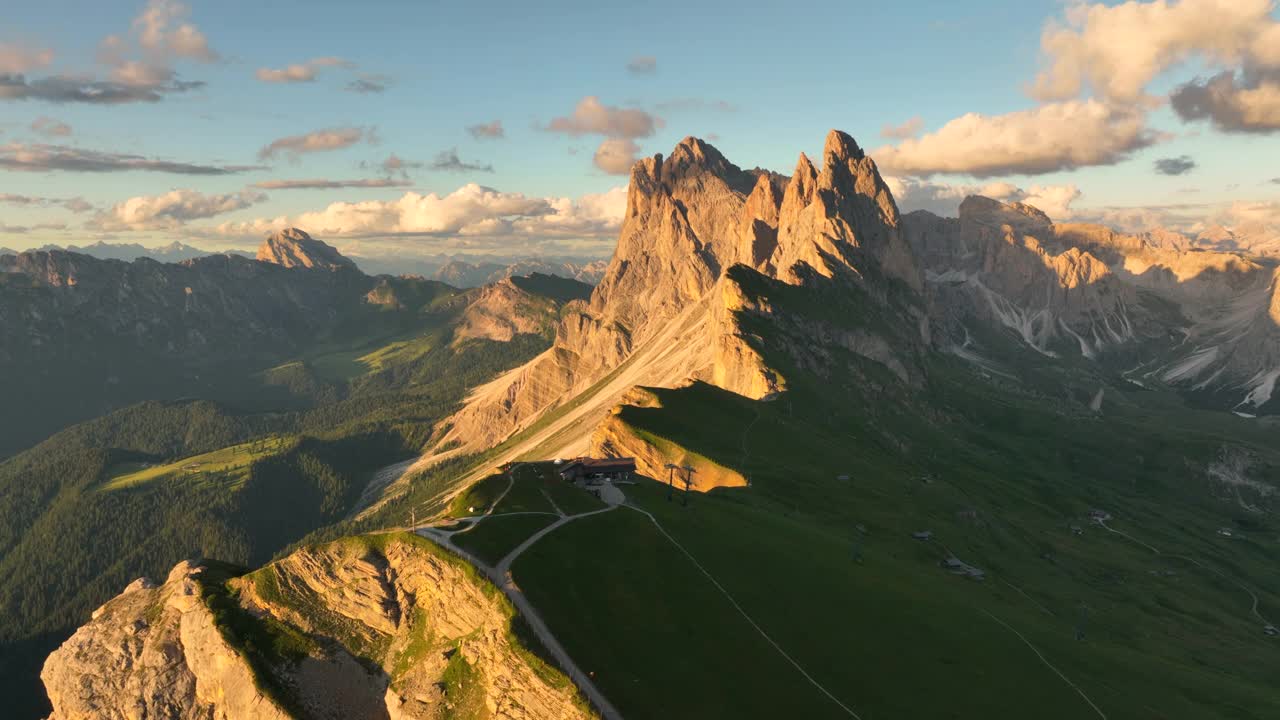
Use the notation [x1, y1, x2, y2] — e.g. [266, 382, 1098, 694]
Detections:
[0, 274, 582, 719]
[470, 361, 1280, 718]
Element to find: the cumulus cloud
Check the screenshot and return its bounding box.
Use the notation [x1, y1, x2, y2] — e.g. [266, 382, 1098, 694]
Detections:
[252, 178, 412, 190]
[1170, 69, 1280, 133]
[255, 56, 353, 84]
[881, 116, 923, 140]
[886, 177, 1082, 220]
[0, 73, 203, 103]
[4, 1, 215, 105]
[466, 120, 505, 140]
[546, 96, 659, 139]
[429, 148, 493, 173]
[30, 116, 71, 137]
[210, 184, 627, 248]
[124, 0, 217, 62]
[871, 100, 1158, 177]
[91, 188, 265, 230]
[0, 43, 54, 73]
[627, 55, 657, 74]
[0, 142, 262, 174]
[1031, 0, 1280, 103]
[258, 127, 370, 161]
[593, 138, 640, 175]
[1154, 155, 1197, 175]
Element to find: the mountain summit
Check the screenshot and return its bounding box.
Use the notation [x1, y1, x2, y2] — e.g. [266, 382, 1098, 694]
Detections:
[420, 130, 929, 486]
[256, 228, 356, 271]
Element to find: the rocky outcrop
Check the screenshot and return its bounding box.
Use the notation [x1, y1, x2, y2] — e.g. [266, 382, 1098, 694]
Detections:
[905, 195, 1280, 410]
[257, 228, 357, 272]
[429, 131, 927, 459]
[589, 388, 748, 491]
[453, 278, 559, 343]
[770, 131, 921, 290]
[42, 561, 293, 720]
[432, 259, 608, 288]
[42, 536, 594, 720]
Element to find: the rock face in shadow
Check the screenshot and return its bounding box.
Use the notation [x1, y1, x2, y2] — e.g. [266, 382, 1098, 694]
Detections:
[42, 536, 594, 720]
[432, 131, 928, 458]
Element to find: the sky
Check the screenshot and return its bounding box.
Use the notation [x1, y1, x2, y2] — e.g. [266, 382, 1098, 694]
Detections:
[2, 0, 1278, 261]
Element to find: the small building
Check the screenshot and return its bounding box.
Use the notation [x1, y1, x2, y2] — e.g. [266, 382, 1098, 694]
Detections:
[1264, 624, 1278, 637]
[1217, 527, 1235, 538]
[941, 557, 965, 570]
[1069, 524, 1084, 536]
[558, 457, 637, 484]
[911, 530, 933, 541]
[1088, 509, 1111, 522]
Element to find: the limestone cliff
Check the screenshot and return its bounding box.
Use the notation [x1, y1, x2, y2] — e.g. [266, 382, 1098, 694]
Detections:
[905, 196, 1280, 410]
[429, 131, 927, 461]
[42, 561, 293, 720]
[42, 535, 594, 720]
[257, 228, 357, 272]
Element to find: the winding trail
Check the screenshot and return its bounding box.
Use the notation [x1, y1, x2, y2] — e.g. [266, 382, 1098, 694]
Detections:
[1097, 519, 1271, 626]
[622, 503, 863, 720]
[414, 480, 625, 720]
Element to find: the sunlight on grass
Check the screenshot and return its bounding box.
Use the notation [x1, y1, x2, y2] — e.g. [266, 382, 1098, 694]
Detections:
[102, 436, 292, 492]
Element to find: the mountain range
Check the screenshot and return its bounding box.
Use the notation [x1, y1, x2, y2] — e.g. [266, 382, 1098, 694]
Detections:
[10, 132, 1280, 719]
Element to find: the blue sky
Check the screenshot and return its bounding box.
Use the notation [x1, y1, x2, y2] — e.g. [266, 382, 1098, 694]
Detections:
[2, 0, 1278, 258]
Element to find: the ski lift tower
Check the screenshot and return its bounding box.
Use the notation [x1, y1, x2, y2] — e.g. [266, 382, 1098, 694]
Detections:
[681, 465, 697, 506]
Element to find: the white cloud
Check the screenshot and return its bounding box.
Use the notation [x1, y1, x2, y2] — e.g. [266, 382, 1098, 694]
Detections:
[888, 177, 1082, 220]
[92, 188, 265, 230]
[210, 183, 627, 245]
[593, 138, 641, 174]
[880, 116, 923, 140]
[1031, 0, 1280, 103]
[129, 0, 217, 62]
[0, 43, 54, 73]
[258, 127, 370, 161]
[30, 116, 71, 137]
[546, 96, 660, 138]
[871, 100, 1158, 177]
[255, 56, 353, 84]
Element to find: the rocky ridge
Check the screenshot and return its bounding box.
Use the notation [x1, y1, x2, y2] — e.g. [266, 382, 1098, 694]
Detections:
[425, 130, 929, 474]
[905, 197, 1280, 410]
[257, 228, 358, 272]
[41, 535, 593, 720]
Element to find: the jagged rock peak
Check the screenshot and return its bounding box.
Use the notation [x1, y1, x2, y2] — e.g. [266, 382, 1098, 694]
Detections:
[823, 129, 866, 163]
[256, 227, 356, 271]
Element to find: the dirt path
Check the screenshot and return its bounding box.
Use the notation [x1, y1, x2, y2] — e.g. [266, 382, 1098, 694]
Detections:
[1098, 519, 1272, 626]
[414, 482, 625, 720]
[622, 503, 863, 719]
[394, 294, 721, 517]
[980, 609, 1109, 719]
[348, 457, 418, 519]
